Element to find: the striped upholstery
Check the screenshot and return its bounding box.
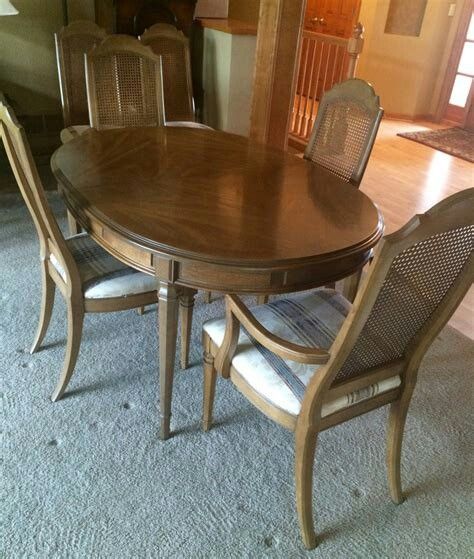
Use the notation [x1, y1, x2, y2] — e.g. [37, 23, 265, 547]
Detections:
[204, 289, 401, 417]
[50, 233, 157, 299]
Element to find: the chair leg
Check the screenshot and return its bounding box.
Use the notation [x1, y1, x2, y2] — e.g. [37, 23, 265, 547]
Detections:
[386, 387, 414, 504]
[204, 291, 212, 304]
[341, 269, 363, 303]
[295, 425, 319, 549]
[179, 289, 196, 369]
[30, 264, 55, 354]
[256, 295, 269, 305]
[202, 351, 217, 432]
[51, 299, 84, 402]
[67, 210, 81, 236]
[136, 306, 145, 315]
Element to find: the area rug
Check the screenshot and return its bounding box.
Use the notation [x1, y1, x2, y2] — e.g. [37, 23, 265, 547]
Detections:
[1, 193, 473, 558]
[397, 127, 474, 163]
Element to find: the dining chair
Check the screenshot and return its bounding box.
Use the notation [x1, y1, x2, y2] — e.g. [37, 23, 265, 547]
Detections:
[85, 35, 166, 130]
[0, 95, 181, 402]
[55, 20, 107, 141]
[140, 24, 195, 122]
[304, 78, 384, 303]
[201, 188, 474, 549]
[304, 78, 383, 187]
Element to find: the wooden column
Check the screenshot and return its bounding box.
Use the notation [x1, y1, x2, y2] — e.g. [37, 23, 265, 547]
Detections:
[249, 0, 306, 150]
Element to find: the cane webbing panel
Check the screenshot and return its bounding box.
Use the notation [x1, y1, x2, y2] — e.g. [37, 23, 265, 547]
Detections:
[60, 34, 103, 126]
[90, 52, 164, 129]
[336, 225, 474, 382]
[306, 101, 374, 183]
[142, 35, 193, 121]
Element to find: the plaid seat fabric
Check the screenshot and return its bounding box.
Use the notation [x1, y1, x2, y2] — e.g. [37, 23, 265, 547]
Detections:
[50, 233, 157, 299]
[204, 289, 401, 417]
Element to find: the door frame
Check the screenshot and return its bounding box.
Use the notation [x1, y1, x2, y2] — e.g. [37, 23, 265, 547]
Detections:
[435, 0, 473, 123]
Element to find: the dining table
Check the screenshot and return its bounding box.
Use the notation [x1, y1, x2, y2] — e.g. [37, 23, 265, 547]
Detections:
[51, 126, 384, 440]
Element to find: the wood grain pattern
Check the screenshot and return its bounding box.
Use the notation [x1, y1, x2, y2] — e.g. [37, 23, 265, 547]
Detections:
[52, 125, 383, 440]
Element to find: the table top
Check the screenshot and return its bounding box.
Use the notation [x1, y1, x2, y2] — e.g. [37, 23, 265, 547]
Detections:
[51, 127, 383, 269]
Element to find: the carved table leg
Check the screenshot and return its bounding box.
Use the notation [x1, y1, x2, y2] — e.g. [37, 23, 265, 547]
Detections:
[179, 288, 197, 369]
[158, 281, 180, 440]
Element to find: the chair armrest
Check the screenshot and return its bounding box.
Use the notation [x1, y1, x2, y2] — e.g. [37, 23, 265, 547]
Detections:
[225, 294, 330, 365]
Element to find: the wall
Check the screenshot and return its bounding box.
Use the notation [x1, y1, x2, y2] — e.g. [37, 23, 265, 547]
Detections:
[229, 0, 260, 24]
[201, 28, 257, 135]
[0, 0, 94, 116]
[357, 0, 464, 118]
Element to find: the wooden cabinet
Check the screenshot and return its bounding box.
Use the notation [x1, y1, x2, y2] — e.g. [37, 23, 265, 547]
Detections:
[305, 0, 361, 38]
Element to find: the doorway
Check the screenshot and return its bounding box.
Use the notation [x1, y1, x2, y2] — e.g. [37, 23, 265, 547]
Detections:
[437, 1, 474, 129]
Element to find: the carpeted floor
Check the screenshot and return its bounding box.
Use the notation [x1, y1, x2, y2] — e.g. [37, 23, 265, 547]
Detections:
[397, 127, 474, 163]
[1, 193, 473, 558]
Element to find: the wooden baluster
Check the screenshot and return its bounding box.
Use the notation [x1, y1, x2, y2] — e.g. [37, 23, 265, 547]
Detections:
[295, 36, 310, 136]
[346, 22, 364, 79]
[307, 39, 323, 136]
[301, 37, 317, 137]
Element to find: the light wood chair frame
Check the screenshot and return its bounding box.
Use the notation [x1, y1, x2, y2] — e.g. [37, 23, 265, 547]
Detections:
[55, 20, 107, 128]
[304, 78, 384, 188]
[140, 23, 195, 122]
[202, 189, 474, 549]
[85, 34, 166, 130]
[0, 95, 164, 402]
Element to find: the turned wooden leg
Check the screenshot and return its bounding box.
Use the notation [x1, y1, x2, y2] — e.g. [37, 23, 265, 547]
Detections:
[204, 291, 212, 304]
[295, 425, 319, 550]
[387, 384, 415, 504]
[136, 306, 145, 315]
[158, 282, 180, 440]
[51, 298, 84, 402]
[30, 263, 55, 354]
[202, 349, 217, 432]
[341, 269, 363, 303]
[256, 295, 269, 305]
[179, 289, 196, 369]
[67, 210, 81, 236]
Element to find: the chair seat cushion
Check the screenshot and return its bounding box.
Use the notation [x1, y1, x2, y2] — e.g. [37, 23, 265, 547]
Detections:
[166, 121, 213, 130]
[60, 125, 90, 144]
[50, 233, 157, 299]
[203, 289, 401, 417]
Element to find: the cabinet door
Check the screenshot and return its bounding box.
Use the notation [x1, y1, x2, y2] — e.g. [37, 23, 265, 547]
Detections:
[307, 0, 360, 38]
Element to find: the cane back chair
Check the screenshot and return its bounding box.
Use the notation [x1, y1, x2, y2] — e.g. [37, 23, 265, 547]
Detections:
[201, 189, 474, 549]
[140, 24, 194, 122]
[55, 21, 107, 135]
[0, 95, 170, 401]
[304, 78, 383, 188]
[85, 35, 166, 130]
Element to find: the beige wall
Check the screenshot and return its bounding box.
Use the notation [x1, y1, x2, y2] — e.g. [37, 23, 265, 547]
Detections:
[357, 0, 464, 118]
[229, 0, 260, 24]
[0, 0, 94, 115]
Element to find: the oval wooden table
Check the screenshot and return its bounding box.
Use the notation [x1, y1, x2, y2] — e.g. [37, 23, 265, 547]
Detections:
[51, 126, 383, 439]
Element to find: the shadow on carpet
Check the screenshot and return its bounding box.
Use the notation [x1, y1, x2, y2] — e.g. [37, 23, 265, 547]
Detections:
[397, 127, 474, 163]
[1, 193, 473, 558]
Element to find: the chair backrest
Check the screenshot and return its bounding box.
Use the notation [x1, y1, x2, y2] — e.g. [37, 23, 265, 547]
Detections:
[133, 0, 178, 36]
[304, 78, 383, 187]
[55, 20, 107, 128]
[85, 35, 165, 130]
[0, 95, 80, 288]
[140, 24, 194, 122]
[301, 189, 474, 419]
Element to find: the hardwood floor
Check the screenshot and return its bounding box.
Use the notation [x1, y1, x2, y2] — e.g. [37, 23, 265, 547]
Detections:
[359, 118, 473, 339]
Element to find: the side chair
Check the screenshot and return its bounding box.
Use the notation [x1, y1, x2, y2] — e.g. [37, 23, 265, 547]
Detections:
[305, 78, 384, 303]
[55, 20, 107, 142]
[201, 189, 474, 549]
[85, 34, 166, 130]
[0, 96, 171, 402]
[140, 24, 195, 122]
[304, 78, 383, 187]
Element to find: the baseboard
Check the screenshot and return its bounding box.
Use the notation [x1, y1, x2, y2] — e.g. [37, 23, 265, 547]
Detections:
[384, 112, 434, 122]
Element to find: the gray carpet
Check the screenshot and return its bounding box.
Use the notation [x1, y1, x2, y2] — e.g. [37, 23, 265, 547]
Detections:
[1, 192, 473, 558]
